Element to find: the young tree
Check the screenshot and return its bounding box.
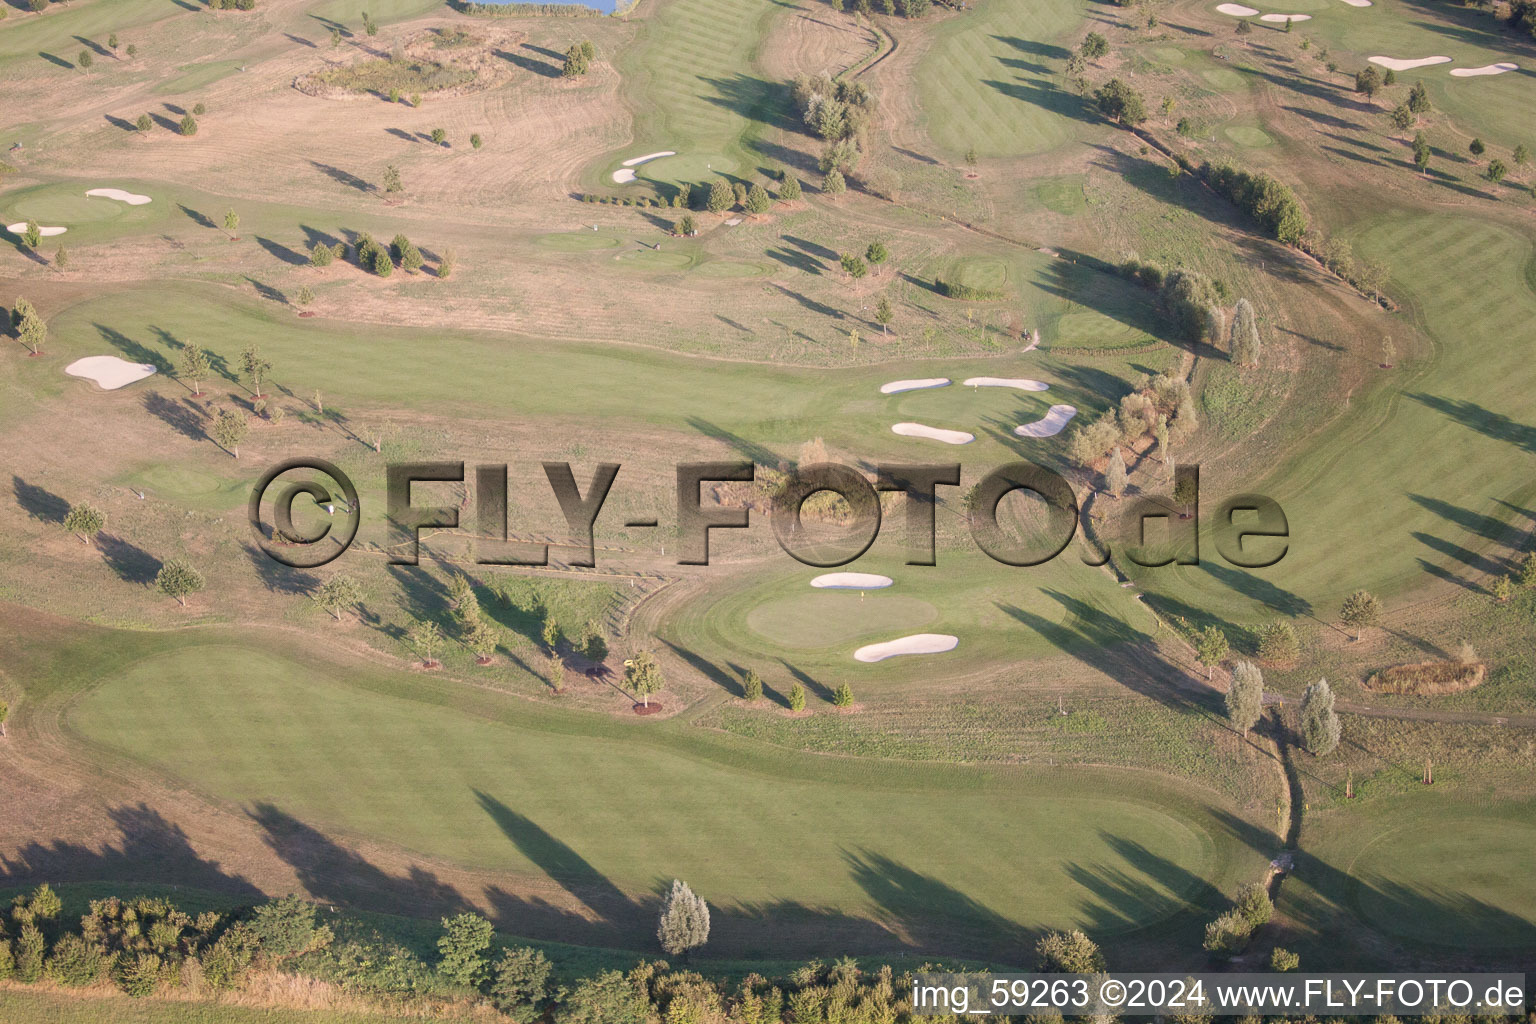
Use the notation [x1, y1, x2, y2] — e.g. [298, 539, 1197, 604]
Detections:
[1382, 67, 1395, 85]
[127, 43, 138, 57]
[212, 408, 248, 458]
[874, 296, 893, 334]
[742, 668, 763, 701]
[1299, 677, 1340, 755]
[1271, 947, 1300, 972]
[1339, 588, 1380, 640]
[1412, 132, 1431, 175]
[0, 698, 8, 738]
[1229, 297, 1261, 367]
[839, 253, 867, 279]
[179, 112, 198, 136]
[109, 32, 118, 50]
[779, 175, 802, 201]
[1194, 624, 1229, 679]
[1487, 158, 1509, 183]
[832, 682, 854, 707]
[676, 213, 697, 237]
[383, 164, 403, 194]
[489, 947, 553, 1020]
[657, 879, 710, 957]
[410, 620, 445, 667]
[822, 168, 846, 196]
[15, 301, 47, 355]
[53, 245, 68, 270]
[744, 183, 771, 215]
[135, 113, 152, 132]
[296, 284, 314, 307]
[193, 101, 207, 115]
[1093, 78, 1147, 124]
[78, 49, 93, 70]
[580, 39, 595, 61]
[179, 346, 210, 394]
[430, 127, 447, 146]
[316, 573, 363, 621]
[1354, 65, 1381, 101]
[787, 681, 806, 712]
[1080, 31, 1108, 59]
[470, 132, 483, 150]
[964, 144, 978, 166]
[1255, 620, 1299, 662]
[22, 221, 41, 249]
[1513, 143, 1530, 166]
[1035, 929, 1105, 973]
[1407, 79, 1430, 113]
[467, 620, 500, 663]
[1470, 137, 1486, 157]
[561, 43, 589, 77]
[1235, 17, 1252, 35]
[240, 345, 271, 397]
[437, 913, 494, 987]
[1226, 660, 1264, 737]
[437, 249, 455, 279]
[624, 650, 663, 707]
[705, 179, 733, 213]
[547, 651, 566, 692]
[155, 558, 206, 607]
[865, 239, 888, 270]
[63, 503, 106, 545]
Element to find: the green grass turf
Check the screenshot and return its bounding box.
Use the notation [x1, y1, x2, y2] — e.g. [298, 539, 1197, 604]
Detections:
[60, 635, 1257, 947]
[915, 0, 1085, 159]
[1135, 213, 1536, 624]
[610, 0, 783, 183]
[535, 231, 625, 251]
[0, 181, 168, 244]
[152, 59, 246, 95]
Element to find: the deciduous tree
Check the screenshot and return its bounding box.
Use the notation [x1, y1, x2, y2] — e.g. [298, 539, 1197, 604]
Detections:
[410, 620, 445, 667]
[1299, 677, 1340, 755]
[155, 558, 205, 607]
[436, 913, 494, 987]
[657, 879, 710, 957]
[1229, 297, 1261, 366]
[212, 408, 248, 458]
[1226, 660, 1264, 737]
[1195, 624, 1229, 679]
[63, 503, 106, 545]
[180, 345, 210, 394]
[624, 650, 663, 707]
[1339, 588, 1380, 640]
[316, 573, 362, 621]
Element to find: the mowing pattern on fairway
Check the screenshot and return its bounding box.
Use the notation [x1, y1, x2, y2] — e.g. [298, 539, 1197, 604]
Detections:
[68, 644, 1236, 941]
[917, 0, 1083, 158]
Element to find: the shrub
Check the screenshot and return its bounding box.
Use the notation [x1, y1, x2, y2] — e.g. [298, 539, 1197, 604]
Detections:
[1201, 162, 1307, 244]
[251, 894, 325, 958]
[563, 970, 651, 1024]
[371, 246, 393, 277]
[309, 241, 334, 267]
[788, 683, 806, 712]
[45, 934, 105, 986]
[934, 278, 1003, 301]
[116, 952, 163, 997]
[1233, 882, 1273, 928]
[1203, 909, 1251, 955]
[743, 668, 762, 701]
[1035, 929, 1105, 972]
[1254, 621, 1299, 662]
[179, 112, 198, 136]
[490, 947, 553, 1021]
[437, 912, 494, 987]
[201, 925, 257, 990]
[832, 682, 853, 707]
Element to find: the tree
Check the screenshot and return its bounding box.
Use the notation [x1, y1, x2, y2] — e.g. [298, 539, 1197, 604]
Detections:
[392, 233, 423, 272]
[316, 573, 362, 621]
[563, 971, 650, 1024]
[1203, 909, 1251, 955]
[822, 168, 846, 196]
[193, 101, 207, 115]
[787, 682, 806, 711]
[780, 175, 802, 201]
[1518, 551, 1536, 588]
[136, 113, 152, 132]
[179, 112, 198, 136]
[430, 127, 446, 146]
[155, 559, 206, 607]
[53, 245, 68, 270]
[657, 879, 710, 957]
[1194, 625, 1229, 680]
[15, 302, 47, 355]
[874, 296, 893, 334]
[1226, 661, 1264, 737]
[964, 144, 978, 166]
[1093, 78, 1147, 124]
[706, 179, 733, 213]
[743, 668, 763, 701]
[383, 164, 403, 194]
[109, 31, 118, 49]
[840, 253, 867, 279]
[562, 43, 589, 77]
[547, 651, 566, 692]
[250, 895, 323, 958]
[470, 132, 483, 150]
[127, 43, 137, 57]
[177, 346, 210, 395]
[467, 620, 500, 663]
[1412, 132, 1431, 174]
[1255, 620, 1299, 662]
[580, 621, 607, 663]
[1389, 102, 1413, 131]
[78, 48, 93, 70]
[223, 208, 239, 239]
[744, 183, 771, 215]
[1515, 143, 1530, 166]
[410, 621, 445, 667]
[624, 650, 664, 707]
[1490, 575, 1514, 603]
[1339, 588, 1380, 640]
[1470, 137, 1486, 158]
[1271, 947, 1300, 972]
[1354, 65, 1381, 101]
[63, 503, 106, 545]
[1103, 446, 1128, 498]
[240, 344, 271, 396]
[1080, 31, 1108, 59]
[0, 699, 8, 738]
[832, 682, 854, 707]
[23, 221, 41, 248]
[1235, 17, 1252, 35]
[1229, 297, 1261, 366]
[1035, 929, 1105, 973]
[15, 925, 44, 983]
[1407, 79, 1430, 113]
[1299, 677, 1340, 755]
[676, 213, 697, 237]
[437, 249, 455, 279]
[1382, 68, 1396, 86]
[490, 947, 553, 1021]
[212, 408, 248, 457]
[1487, 158, 1508, 183]
[580, 40, 594, 61]
[437, 913, 493, 987]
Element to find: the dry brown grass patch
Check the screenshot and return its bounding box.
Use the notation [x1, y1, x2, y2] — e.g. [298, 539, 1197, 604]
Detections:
[1363, 659, 1487, 695]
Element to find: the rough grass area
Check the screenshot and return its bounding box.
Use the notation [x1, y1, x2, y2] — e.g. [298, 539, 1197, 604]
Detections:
[308, 56, 476, 96]
[1364, 659, 1486, 695]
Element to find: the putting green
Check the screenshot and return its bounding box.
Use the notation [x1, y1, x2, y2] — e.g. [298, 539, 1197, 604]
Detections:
[614, 248, 694, 269]
[950, 256, 1010, 293]
[1034, 176, 1088, 216]
[1201, 68, 1248, 91]
[67, 641, 1241, 939]
[121, 465, 243, 505]
[746, 593, 939, 648]
[535, 232, 623, 251]
[1350, 818, 1536, 948]
[1224, 125, 1274, 147]
[695, 259, 771, 278]
[2, 182, 163, 242]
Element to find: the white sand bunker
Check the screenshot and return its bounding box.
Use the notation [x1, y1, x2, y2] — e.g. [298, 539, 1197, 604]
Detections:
[1260, 12, 1309, 20]
[1369, 55, 1451, 71]
[962, 376, 1049, 391]
[854, 633, 959, 662]
[1450, 62, 1518, 77]
[880, 378, 950, 394]
[65, 356, 158, 390]
[1338, 0, 1372, 7]
[1215, 3, 1259, 14]
[1014, 404, 1078, 438]
[811, 572, 894, 589]
[892, 422, 974, 445]
[7, 223, 66, 237]
[612, 150, 676, 183]
[86, 188, 152, 205]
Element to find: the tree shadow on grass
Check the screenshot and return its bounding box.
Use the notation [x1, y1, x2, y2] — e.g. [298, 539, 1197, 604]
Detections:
[256, 236, 308, 266]
[497, 47, 561, 78]
[309, 160, 375, 194]
[684, 416, 782, 466]
[1407, 393, 1536, 454]
[12, 475, 69, 524]
[178, 203, 216, 229]
[658, 638, 742, 696]
[245, 542, 319, 597]
[39, 52, 75, 70]
[142, 391, 207, 440]
[94, 324, 172, 373]
[98, 533, 161, 586]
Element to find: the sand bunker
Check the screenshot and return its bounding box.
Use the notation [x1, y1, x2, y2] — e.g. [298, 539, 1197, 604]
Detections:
[961, 376, 1049, 391]
[854, 633, 959, 662]
[612, 150, 676, 183]
[810, 572, 894, 589]
[6, 223, 66, 237]
[1260, 12, 1309, 20]
[1449, 62, 1518, 76]
[1215, 3, 1259, 14]
[880, 378, 950, 394]
[892, 422, 974, 445]
[65, 356, 158, 390]
[1338, 0, 1372, 6]
[1369, 55, 1451, 71]
[86, 188, 152, 205]
[1014, 404, 1078, 438]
